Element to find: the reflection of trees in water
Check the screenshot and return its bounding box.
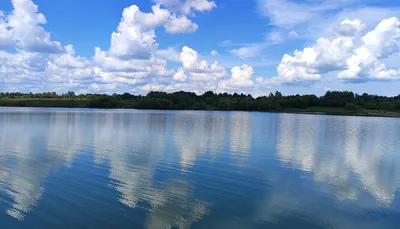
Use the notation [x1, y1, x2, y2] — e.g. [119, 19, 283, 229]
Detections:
[276, 114, 400, 204]
[0, 111, 87, 220]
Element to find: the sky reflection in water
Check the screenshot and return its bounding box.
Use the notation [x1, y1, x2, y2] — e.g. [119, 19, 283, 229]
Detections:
[0, 108, 399, 229]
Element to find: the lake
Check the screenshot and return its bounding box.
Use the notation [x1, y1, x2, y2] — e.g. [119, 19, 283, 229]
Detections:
[0, 107, 400, 229]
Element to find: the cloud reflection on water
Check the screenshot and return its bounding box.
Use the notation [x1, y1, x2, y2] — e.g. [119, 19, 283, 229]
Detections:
[0, 111, 85, 220]
[276, 114, 400, 204]
[1, 109, 400, 229]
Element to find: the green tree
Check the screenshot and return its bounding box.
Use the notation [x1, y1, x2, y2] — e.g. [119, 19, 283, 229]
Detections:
[345, 103, 358, 111]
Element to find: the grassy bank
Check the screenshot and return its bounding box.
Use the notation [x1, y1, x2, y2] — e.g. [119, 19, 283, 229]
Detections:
[282, 107, 400, 118]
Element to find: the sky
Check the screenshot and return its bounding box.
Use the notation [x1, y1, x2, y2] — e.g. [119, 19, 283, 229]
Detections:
[0, 0, 400, 96]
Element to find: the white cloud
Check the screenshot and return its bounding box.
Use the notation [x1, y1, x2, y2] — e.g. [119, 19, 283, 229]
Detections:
[219, 65, 255, 90]
[180, 46, 226, 81]
[156, 0, 216, 34]
[108, 4, 170, 59]
[93, 67, 148, 86]
[311, 7, 400, 40]
[0, 45, 94, 93]
[257, 0, 400, 42]
[140, 46, 227, 93]
[338, 19, 366, 36]
[94, 47, 173, 81]
[338, 17, 400, 81]
[0, 0, 219, 94]
[231, 44, 265, 59]
[210, 50, 219, 56]
[8, 0, 63, 53]
[94, 47, 150, 73]
[4, 0, 399, 96]
[90, 83, 117, 92]
[230, 65, 255, 87]
[0, 0, 94, 92]
[46, 45, 94, 91]
[91, 3, 177, 89]
[51, 45, 90, 69]
[265, 17, 400, 85]
[87, 1, 215, 91]
[164, 14, 198, 34]
[183, 0, 216, 14]
[0, 51, 47, 90]
[180, 46, 199, 70]
[173, 68, 187, 82]
[0, 1, 177, 93]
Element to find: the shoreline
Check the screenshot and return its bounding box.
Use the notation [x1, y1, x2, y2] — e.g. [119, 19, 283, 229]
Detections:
[1, 104, 399, 118]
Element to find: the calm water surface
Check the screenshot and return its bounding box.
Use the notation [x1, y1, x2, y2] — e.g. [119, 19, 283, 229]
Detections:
[0, 107, 400, 229]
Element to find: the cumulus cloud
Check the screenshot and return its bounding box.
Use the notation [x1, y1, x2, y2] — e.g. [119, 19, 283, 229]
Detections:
[264, 17, 400, 85]
[90, 2, 184, 91]
[0, 0, 75, 91]
[84, 1, 216, 91]
[0, 1, 177, 93]
[0, 0, 221, 94]
[219, 65, 255, 90]
[154, 0, 215, 34]
[0, 44, 94, 92]
[108, 4, 170, 59]
[338, 19, 366, 36]
[4, 0, 399, 96]
[94, 47, 173, 83]
[0, 51, 47, 90]
[339, 17, 400, 81]
[140, 46, 227, 94]
[183, 0, 216, 14]
[164, 15, 198, 34]
[51, 45, 90, 69]
[180, 46, 226, 81]
[47, 45, 94, 91]
[8, 0, 63, 53]
[173, 68, 187, 82]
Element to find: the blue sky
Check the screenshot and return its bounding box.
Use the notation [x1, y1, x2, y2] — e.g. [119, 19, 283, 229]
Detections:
[0, 0, 400, 96]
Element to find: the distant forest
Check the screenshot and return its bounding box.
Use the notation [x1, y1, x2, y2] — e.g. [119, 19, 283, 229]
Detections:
[1, 91, 400, 116]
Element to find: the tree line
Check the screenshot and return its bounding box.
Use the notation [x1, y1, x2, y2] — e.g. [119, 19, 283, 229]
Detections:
[1, 91, 400, 113]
